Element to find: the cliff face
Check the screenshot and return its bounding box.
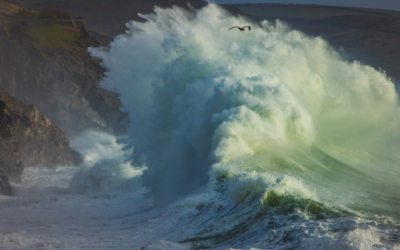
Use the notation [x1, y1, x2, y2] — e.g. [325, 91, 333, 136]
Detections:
[0, 87, 73, 194]
[0, 88, 81, 168]
[0, 1, 127, 136]
[0, 99, 23, 193]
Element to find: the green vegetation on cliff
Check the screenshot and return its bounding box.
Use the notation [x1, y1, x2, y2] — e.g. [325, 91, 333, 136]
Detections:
[0, 0, 126, 137]
[0, 1, 97, 60]
[27, 24, 93, 60]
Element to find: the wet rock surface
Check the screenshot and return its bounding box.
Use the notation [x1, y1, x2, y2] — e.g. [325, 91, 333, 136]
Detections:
[0, 84, 82, 195]
[0, 98, 23, 193]
[0, 175, 12, 196]
[0, 88, 82, 169]
[0, 1, 127, 136]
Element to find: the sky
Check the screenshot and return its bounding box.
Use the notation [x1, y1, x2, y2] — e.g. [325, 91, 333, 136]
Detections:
[206, 0, 400, 11]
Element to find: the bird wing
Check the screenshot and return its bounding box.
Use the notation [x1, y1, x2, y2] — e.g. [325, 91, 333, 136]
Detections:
[228, 26, 239, 30]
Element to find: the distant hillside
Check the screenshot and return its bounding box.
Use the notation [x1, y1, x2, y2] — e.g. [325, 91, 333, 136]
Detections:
[234, 3, 400, 84]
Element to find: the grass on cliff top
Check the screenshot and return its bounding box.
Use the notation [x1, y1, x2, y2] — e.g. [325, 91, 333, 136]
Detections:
[27, 24, 90, 60]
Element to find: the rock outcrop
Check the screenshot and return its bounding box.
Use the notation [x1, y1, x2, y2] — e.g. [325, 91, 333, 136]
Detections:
[0, 99, 23, 194]
[0, 88, 81, 168]
[0, 1, 127, 136]
[0, 175, 12, 196]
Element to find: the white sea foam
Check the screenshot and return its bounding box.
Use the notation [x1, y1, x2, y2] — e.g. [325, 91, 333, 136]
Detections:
[0, 132, 154, 250]
[89, 3, 400, 248]
[90, 3, 400, 214]
[68, 131, 146, 194]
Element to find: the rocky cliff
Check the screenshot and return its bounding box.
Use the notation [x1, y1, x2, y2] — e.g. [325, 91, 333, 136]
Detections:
[0, 0, 127, 136]
[0, 85, 80, 195]
[0, 88, 81, 168]
[0, 98, 24, 179]
[0, 99, 23, 195]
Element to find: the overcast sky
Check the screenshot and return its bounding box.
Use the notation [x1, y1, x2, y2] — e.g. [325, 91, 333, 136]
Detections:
[205, 0, 400, 11]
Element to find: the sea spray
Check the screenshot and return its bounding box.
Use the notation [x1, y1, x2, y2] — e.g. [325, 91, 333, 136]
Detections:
[68, 131, 145, 195]
[89, 3, 400, 213]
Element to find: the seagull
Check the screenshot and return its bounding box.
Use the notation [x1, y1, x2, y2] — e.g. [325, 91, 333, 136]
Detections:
[228, 26, 251, 31]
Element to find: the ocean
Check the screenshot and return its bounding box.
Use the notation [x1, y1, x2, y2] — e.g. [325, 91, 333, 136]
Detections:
[0, 4, 400, 250]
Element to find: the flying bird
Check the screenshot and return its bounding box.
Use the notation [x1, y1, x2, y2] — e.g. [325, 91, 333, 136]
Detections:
[228, 26, 251, 31]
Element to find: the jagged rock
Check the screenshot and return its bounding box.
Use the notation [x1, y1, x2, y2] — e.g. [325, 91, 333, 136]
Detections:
[0, 88, 82, 168]
[0, 99, 24, 186]
[0, 175, 12, 196]
[0, 1, 127, 136]
[0, 101, 13, 140]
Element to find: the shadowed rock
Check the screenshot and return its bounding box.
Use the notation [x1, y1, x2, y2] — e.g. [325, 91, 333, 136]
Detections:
[0, 1, 127, 136]
[0, 175, 12, 196]
[0, 88, 82, 168]
[0, 99, 24, 189]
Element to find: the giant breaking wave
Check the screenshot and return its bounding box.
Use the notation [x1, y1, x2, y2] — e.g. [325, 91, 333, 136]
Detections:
[88, 3, 400, 248]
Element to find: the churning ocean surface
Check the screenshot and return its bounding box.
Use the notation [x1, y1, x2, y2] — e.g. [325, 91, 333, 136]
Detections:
[1, 3, 400, 250]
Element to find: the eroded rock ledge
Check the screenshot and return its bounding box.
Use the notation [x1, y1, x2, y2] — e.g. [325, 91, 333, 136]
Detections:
[0, 99, 23, 193]
[0, 1, 127, 137]
[0, 87, 81, 169]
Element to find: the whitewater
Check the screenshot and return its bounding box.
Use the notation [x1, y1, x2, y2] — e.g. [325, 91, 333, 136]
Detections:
[1, 3, 400, 250]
